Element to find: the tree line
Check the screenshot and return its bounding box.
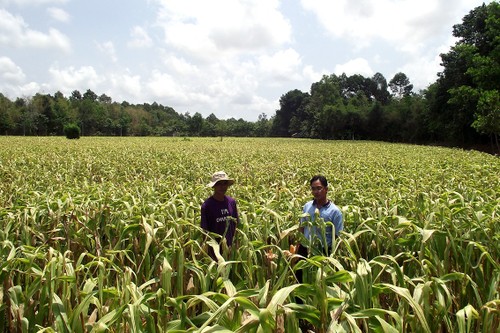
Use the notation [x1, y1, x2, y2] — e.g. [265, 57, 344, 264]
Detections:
[0, 89, 270, 138]
[0, 2, 498, 152]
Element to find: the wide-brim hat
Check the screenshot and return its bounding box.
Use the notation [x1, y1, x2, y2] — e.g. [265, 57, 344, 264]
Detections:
[207, 171, 235, 187]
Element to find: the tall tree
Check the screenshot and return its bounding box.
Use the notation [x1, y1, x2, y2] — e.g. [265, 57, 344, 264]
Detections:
[83, 89, 98, 102]
[463, 2, 499, 150]
[371, 72, 391, 105]
[444, 2, 500, 150]
[18, 97, 39, 136]
[389, 72, 414, 99]
[32, 93, 55, 135]
[202, 113, 219, 136]
[78, 89, 99, 135]
[70, 90, 82, 101]
[98, 93, 112, 104]
[254, 113, 271, 137]
[271, 89, 310, 137]
[188, 112, 204, 136]
[0, 94, 15, 135]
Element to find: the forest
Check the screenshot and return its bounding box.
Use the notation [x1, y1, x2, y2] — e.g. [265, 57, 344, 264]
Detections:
[0, 2, 498, 152]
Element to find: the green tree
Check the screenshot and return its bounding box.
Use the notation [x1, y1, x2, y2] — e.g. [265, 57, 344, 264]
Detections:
[77, 89, 99, 135]
[314, 104, 347, 139]
[371, 72, 391, 105]
[32, 93, 54, 135]
[366, 102, 385, 139]
[70, 90, 82, 101]
[308, 74, 343, 139]
[118, 105, 131, 136]
[53, 91, 72, 135]
[254, 113, 271, 137]
[83, 89, 98, 102]
[432, 3, 499, 147]
[188, 112, 204, 136]
[202, 113, 219, 136]
[429, 44, 476, 143]
[225, 118, 254, 136]
[389, 72, 414, 99]
[473, 90, 500, 150]
[340, 73, 377, 102]
[0, 94, 15, 135]
[344, 91, 370, 139]
[18, 97, 39, 136]
[271, 89, 310, 137]
[460, 2, 500, 151]
[98, 93, 112, 104]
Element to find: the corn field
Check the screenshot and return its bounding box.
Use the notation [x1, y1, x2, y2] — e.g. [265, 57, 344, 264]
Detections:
[0, 137, 499, 333]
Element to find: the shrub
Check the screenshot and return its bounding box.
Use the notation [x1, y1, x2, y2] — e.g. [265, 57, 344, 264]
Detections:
[64, 123, 81, 139]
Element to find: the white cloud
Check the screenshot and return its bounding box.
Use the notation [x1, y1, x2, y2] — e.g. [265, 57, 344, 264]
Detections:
[127, 26, 153, 48]
[143, 48, 267, 115]
[258, 48, 302, 82]
[161, 53, 200, 76]
[155, 0, 292, 59]
[147, 70, 190, 105]
[302, 65, 328, 89]
[47, 7, 70, 23]
[398, 35, 459, 91]
[299, 0, 492, 55]
[110, 72, 143, 100]
[302, 65, 323, 81]
[0, 9, 71, 52]
[0, 9, 25, 43]
[221, 94, 277, 120]
[300, 0, 439, 49]
[18, 81, 42, 96]
[48, 65, 105, 93]
[27, 27, 71, 51]
[0, 56, 26, 83]
[97, 41, 118, 63]
[335, 58, 374, 77]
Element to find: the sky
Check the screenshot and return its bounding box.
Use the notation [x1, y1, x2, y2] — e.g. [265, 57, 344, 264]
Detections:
[0, 0, 494, 121]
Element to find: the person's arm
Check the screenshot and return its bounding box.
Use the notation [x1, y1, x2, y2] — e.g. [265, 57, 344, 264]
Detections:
[234, 200, 239, 248]
[201, 204, 208, 231]
[201, 203, 212, 247]
[333, 209, 343, 237]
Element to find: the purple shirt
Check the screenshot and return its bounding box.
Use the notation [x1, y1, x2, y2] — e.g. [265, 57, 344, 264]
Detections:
[201, 196, 238, 246]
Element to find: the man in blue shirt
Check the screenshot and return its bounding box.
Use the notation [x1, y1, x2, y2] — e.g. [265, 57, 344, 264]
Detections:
[296, 175, 343, 282]
[301, 175, 343, 252]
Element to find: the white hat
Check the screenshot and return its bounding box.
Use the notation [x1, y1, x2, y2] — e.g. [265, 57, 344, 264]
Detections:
[206, 171, 235, 187]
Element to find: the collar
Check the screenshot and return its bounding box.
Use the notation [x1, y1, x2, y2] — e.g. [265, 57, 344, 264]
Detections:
[312, 199, 331, 209]
[212, 195, 227, 202]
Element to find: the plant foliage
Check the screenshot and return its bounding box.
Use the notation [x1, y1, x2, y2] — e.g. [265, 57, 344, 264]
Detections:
[0, 137, 498, 332]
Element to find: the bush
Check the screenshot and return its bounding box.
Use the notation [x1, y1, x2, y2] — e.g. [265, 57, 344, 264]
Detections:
[64, 123, 81, 139]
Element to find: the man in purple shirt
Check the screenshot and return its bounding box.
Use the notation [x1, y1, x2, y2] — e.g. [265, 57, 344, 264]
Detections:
[201, 171, 239, 259]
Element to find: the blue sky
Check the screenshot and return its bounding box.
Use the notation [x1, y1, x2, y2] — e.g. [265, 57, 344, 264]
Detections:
[0, 0, 493, 121]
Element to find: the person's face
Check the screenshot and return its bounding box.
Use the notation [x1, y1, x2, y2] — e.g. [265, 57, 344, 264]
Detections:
[213, 180, 230, 195]
[310, 179, 327, 201]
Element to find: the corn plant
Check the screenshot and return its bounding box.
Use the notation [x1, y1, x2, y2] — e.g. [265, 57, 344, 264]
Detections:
[0, 137, 498, 332]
